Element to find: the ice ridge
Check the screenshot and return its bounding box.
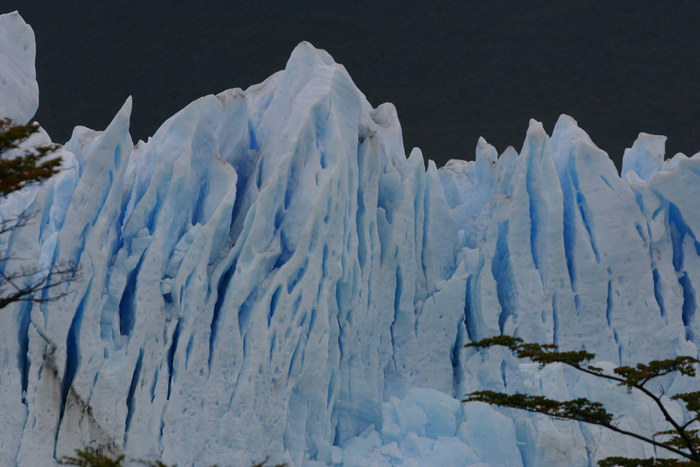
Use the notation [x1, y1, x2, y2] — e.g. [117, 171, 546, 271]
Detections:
[2, 11, 700, 467]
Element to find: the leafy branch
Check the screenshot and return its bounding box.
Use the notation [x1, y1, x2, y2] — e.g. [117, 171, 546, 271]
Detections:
[464, 336, 700, 466]
[0, 117, 77, 310]
[0, 117, 62, 196]
[58, 448, 288, 467]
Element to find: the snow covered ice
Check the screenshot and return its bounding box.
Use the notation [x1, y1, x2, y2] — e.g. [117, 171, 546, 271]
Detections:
[0, 12, 38, 125]
[2, 10, 700, 466]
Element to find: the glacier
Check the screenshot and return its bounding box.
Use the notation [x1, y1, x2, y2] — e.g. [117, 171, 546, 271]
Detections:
[2, 10, 700, 466]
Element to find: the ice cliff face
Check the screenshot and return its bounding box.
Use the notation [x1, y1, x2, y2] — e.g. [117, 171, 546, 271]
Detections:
[2, 11, 700, 467]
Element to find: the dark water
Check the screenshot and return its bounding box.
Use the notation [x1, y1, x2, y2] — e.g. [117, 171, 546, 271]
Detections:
[6, 1, 700, 169]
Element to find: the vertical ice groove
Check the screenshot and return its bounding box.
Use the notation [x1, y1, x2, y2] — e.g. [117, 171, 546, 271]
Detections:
[392, 264, 402, 335]
[124, 349, 144, 446]
[524, 133, 544, 278]
[167, 320, 180, 400]
[666, 202, 700, 341]
[633, 190, 645, 213]
[306, 308, 316, 342]
[464, 275, 475, 342]
[53, 278, 92, 455]
[355, 141, 368, 270]
[575, 190, 599, 263]
[493, 221, 513, 334]
[146, 192, 163, 234]
[669, 203, 694, 271]
[237, 290, 257, 336]
[516, 430, 528, 467]
[18, 301, 31, 398]
[450, 316, 465, 395]
[334, 281, 344, 365]
[269, 285, 282, 327]
[652, 268, 666, 318]
[317, 245, 328, 302]
[552, 295, 559, 346]
[62, 280, 92, 408]
[568, 158, 600, 264]
[599, 175, 613, 190]
[578, 421, 596, 467]
[149, 368, 157, 404]
[528, 180, 541, 276]
[605, 278, 613, 328]
[287, 334, 303, 379]
[192, 178, 209, 226]
[118, 255, 143, 336]
[680, 273, 696, 340]
[500, 360, 508, 390]
[286, 258, 308, 294]
[184, 335, 194, 371]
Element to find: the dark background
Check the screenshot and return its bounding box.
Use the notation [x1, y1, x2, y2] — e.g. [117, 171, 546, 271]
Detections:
[6, 1, 700, 169]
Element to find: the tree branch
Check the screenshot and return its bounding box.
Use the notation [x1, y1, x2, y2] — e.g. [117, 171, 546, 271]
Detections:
[0, 262, 78, 310]
[465, 390, 695, 461]
[465, 336, 700, 462]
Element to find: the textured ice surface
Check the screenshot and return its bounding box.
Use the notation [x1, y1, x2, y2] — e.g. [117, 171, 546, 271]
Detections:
[0, 12, 38, 125]
[2, 11, 700, 467]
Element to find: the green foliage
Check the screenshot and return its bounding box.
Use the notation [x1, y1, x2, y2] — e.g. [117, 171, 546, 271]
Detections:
[466, 391, 613, 425]
[465, 336, 700, 466]
[465, 335, 596, 368]
[0, 117, 61, 196]
[656, 429, 700, 450]
[251, 457, 287, 467]
[674, 393, 700, 414]
[614, 359, 699, 389]
[0, 117, 76, 310]
[597, 458, 699, 467]
[58, 448, 288, 467]
[58, 448, 124, 467]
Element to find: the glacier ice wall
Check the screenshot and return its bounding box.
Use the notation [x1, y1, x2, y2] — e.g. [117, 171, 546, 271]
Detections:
[2, 11, 700, 467]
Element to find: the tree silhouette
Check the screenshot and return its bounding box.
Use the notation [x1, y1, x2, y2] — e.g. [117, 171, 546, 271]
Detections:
[465, 336, 700, 466]
[0, 117, 62, 195]
[57, 446, 287, 466]
[0, 117, 76, 309]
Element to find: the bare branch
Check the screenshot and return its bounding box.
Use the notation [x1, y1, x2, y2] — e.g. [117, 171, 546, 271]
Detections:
[0, 210, 34, 237]
[0, 262, 79, 310]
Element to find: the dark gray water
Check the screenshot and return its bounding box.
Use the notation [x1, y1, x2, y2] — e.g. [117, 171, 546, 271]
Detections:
[6, 0, 700, 169]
